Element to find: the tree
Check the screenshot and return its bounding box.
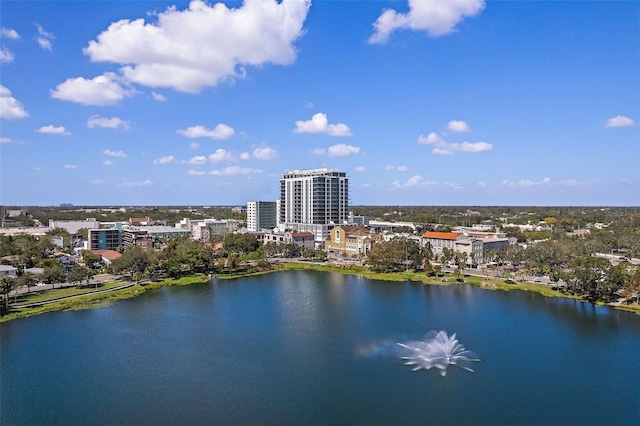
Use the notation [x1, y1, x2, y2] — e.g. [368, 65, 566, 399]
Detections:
[15, 272, 38, 294]
[81, 250, 104, 271]
[564, 257, 611, 302]
[42, 266, 66, 288]
[223, 233, 259, 255]
[0, 276, 16, 313]
[622, 267, 640, 303]
[112, 246, 150, 278]
[68, 264, 90, 288]
[366, 237, 422, 273]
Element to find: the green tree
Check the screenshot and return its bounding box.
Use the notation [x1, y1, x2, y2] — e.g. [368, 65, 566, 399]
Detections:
[81, 250, 104, 271]
[112, 246, 150, 278]
[0, 276, 16, 313]
[42, 266, 66, 288]
[15, 272, 38, 294]
[366, 237, 422, 273]
[68, 264, 90, 287]
[223, 233, 259, 255]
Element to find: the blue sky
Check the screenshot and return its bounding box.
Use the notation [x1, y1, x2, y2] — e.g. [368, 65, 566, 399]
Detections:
[1, 0, 638, 206]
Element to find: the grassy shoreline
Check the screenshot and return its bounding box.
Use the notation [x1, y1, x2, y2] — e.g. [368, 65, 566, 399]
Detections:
[2, 264, 638, 322]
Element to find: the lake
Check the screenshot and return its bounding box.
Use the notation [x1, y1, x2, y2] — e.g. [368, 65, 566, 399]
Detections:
[2, 270, 639, 425]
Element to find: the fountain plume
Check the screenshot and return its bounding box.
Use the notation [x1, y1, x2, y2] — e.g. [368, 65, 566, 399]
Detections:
[397, 330, 480, 377]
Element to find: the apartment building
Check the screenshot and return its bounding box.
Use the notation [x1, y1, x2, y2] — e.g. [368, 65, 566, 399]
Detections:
[88, 226, 122, 250]
[279, 168, 349, 242]
[247, 201, 278, 232]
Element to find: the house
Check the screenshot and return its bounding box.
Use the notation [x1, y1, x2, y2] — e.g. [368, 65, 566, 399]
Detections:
[0, 265, 18, 278]
[325, 225, 371, 256]
[90, 250, 122, 266]
[53, 252, 76, 270]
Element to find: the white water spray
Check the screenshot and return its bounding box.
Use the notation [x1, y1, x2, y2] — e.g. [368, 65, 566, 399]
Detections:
[397, 330, 480, 377]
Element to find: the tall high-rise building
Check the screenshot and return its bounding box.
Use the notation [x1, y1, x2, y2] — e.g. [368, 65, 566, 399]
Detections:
[279, 168, 349, 242]
[246, 201, 278, 232]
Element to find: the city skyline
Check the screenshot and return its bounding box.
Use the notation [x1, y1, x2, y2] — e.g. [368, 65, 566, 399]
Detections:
[1, 0, 638, 206]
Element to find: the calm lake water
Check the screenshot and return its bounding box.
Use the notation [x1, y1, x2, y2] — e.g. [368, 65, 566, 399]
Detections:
[2, 270, 639, 425]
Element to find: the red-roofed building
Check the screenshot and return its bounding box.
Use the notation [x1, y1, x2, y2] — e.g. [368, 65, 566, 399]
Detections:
[91, 250, 122, 265]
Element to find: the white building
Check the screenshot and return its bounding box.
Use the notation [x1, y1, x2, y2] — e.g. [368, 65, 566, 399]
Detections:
[49, 218, 99, 234]
[0, 265, 18, 278]
[279, 168, 349, 242]
[247, 201, 278, 232]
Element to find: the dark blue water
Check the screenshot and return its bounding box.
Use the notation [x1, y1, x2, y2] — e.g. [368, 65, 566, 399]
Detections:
[2, 271, 639, 425]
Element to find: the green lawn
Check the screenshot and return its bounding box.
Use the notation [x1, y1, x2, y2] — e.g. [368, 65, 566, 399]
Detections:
[12, 280, 129, 305]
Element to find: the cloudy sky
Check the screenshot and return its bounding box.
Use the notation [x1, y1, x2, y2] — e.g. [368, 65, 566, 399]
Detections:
[1, 0, 638, 206]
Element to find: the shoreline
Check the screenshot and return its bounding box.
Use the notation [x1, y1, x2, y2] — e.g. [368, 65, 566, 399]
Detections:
[2, 263, 638, 322]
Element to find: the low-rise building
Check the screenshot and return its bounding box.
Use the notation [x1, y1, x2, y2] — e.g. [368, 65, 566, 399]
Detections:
[263, 231, 315, 251]
[49, 218, 99, 234]
[0, 265, 18, 278]
[325, 225, 371, 256]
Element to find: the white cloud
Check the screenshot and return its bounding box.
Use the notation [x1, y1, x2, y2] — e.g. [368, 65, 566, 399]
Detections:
[151, 91, 167, 102]
[177, 124, 235, 139]
[189, 142, 200, 149]
[392, 175, 441, 189]
[311, 148, 325, 156]
[355, 166, 366, 172]
[208, 149, 236, 163]
[64, 164, 77, 169]
[252, 145, 279, 161]
[239, 152, 251, 160]
[90, 179, 104, 184]
[604, 115, 635, 128]
[116, 180, 153, 187]
[87, 115, 130, 130]
[447, 120, 470, 133]
[188, 170, 206, 176]
[476, 181, 486, 187]
[1, 28, 20, 39]
[103, 149, 127, 158]
[35, 23, 55, 51]
[418, 131, 492, 155]
[0, 137, 11, 143]
[369, 0, 485, 44]
[294, 113, 352, 136]
[0, 47, 14, 63]
[187, 155, 208, 165]
[327, 144, 359, 157]
[153, 155, 175, 165]
[82, 0, 310, 93]
[208, 166, 261, 176]
[36, 125, 70, 135]
[501, 177, 553, 188]
[0, 85, 28, 120]
[37, 37, 52, 51]
[387, 165, 407, 171]
[103, 160, 114, 166]
[51, 72, 134, 106]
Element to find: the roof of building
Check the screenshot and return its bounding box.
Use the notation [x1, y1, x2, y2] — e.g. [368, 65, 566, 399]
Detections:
[0, 265, 17, 271]
[91, 250, 122, 261]
[423, 231, 462, 240]
[129, 217, 151, 223]
[292, 232, 314, 238]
